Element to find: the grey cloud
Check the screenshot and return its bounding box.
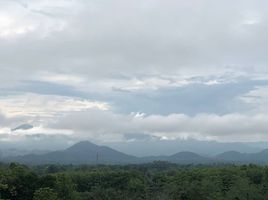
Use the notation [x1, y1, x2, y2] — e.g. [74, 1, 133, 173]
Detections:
[0, 133, 75, 151]
[1, 0, 268, 88]
[1, 0, 268, 144]
[123, 133, 159, 141]
[104, 79, 268, 115]
[0, 113, 6, 125]
[0, 112, 25, 127]
[30, 9, 58, 18]
[50, 109, 268, 142]
[14, 77, 266, 116]
[14, 81, 87, 97]
[4, 77, 266, 116]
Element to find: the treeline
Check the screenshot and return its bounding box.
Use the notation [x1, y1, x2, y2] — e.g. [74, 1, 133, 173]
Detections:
[1, 162, 268, 200]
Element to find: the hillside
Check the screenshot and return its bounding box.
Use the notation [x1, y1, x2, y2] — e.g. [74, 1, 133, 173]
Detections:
[5, 141, 138, 165]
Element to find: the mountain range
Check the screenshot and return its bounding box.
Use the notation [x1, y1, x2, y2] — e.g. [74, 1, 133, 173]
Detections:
[103, 138, 264, 156]
[4, 141, 137, 165]
[2, 127, 268, 158]
[3, 140, 268, 165]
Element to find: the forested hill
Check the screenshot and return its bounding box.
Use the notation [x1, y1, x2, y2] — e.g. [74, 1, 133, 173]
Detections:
[3, 140, 268, 165]
[0, 163, 268, 200]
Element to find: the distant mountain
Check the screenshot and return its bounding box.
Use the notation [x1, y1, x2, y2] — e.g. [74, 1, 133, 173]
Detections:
[161, 149, 268, 165]
[171, 151, 203, 159]
[216, 151, 247, 162]
[250, 149, 268, 164]
[215, 149, 268, 164]
[169, 151, 210, 163]
[4, 141, 268, 165]
[5, 141, 138, 165]
[104, 138, 262, 157]
[1, 136, 265, 158]
[138, 151, 213, 164]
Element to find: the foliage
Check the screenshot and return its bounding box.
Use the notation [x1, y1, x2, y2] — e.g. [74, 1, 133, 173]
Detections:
[1, 162, 268, 199]
[33, 187, 58, 200]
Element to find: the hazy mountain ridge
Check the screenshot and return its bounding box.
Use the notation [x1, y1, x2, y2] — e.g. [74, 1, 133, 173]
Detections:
[4, 140, 268, 165]
[216, 149, 268, 164]
[5, 141, 138, 165]
[104, 138, 262, 156]
[1, 137, 266, 158]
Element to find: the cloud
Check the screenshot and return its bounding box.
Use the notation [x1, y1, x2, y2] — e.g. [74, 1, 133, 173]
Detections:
[2, 79, 268, 143]
[0, 0, 268, 90]
[240, 86, 268, 113]
[48, 109, 268, 142]
[0, 0, 70, 39]
[0, 111, 26, 128]
[0, 0, 268, 144]
[106, 78, 268, 115]
[0, 93, 109, 125]
[0, 133, 75, 151]
[0, 113, 8, 126]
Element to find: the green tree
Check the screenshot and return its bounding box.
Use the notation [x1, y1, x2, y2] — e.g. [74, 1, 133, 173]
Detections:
[6, 163, 38, 200]
[55, 174, 75, 200]
[33, 187, 59, 200]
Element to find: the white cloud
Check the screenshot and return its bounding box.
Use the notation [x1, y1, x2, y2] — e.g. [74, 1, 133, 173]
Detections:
[0, 0, 268, 144]
[48, 110, 268, 142]
[0, 93, 109, 140]
[0, 14, 36, 38]
[36, 72, 87, 88]
[0, 93, 109, 119]
[242, 11, 262, 25]
[0, 0, 268, 89]
[0, 125, 72, 138]
[0, 0, 71, 39]
[240, 86, 268, 113]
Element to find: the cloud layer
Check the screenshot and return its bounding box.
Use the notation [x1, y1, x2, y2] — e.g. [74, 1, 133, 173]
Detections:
[1, 0, 268, 86]
[1, 0, 268, 145]
[49, 110, 268, 142]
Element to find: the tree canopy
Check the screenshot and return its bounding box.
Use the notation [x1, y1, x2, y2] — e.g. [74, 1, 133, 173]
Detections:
[1, 162, 268, 200]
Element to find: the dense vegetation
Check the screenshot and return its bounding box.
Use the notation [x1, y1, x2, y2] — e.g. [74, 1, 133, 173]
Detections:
[1, 162, 268, 200]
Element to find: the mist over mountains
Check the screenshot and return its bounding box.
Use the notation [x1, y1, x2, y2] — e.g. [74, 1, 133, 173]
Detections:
[103, 138, 263, 157]
[1, 136, 266, 158]
[2, 140, 268, 165]
[2, 125, 268, 164]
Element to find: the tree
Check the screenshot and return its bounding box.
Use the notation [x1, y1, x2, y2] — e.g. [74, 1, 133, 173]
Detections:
[55, 174, 75, 200]
[33, 188, 58, 200]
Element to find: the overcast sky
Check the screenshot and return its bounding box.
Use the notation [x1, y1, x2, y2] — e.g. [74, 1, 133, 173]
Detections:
[1, 0, 268, 147]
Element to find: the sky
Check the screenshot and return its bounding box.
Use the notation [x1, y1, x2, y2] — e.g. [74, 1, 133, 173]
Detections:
[1, 0, 268, 149]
